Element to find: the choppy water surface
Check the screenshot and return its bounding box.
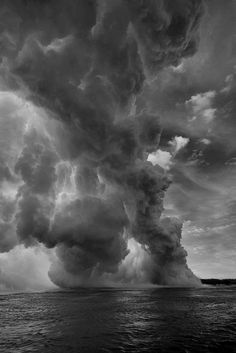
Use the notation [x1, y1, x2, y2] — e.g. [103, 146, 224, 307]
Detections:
[0, 287, 236, 352]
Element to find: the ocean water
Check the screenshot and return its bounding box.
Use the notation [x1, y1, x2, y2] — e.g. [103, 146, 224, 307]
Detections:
[1, 287, 236, 353]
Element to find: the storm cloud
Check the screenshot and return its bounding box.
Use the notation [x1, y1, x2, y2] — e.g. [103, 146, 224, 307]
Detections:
[0, 0, 205, 288]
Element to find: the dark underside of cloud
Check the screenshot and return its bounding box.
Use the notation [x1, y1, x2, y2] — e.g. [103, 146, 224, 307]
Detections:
[0, 0, 206, 288]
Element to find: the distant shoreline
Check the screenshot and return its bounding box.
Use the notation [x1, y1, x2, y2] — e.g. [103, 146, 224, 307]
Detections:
[201, 279, 236, 286]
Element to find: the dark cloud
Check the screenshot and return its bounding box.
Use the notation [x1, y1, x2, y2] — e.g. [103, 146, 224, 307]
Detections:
[49, 196, 129, 281]
[15, 130, 58, 194]
[126, 0, 203, 74]
[16, 190, 51, 247]
[0, 0, 204, 286]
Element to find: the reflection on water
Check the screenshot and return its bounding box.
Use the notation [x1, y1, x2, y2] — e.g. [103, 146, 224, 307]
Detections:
[1, 287, 236, 352]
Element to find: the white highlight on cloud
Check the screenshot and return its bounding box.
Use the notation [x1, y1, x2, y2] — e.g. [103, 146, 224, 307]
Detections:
[200, 138, 211, 145]
[113, 238, 153, 285]
[202, 108, 216, 123]
[221, 66, 236, 93]
[40, 35, 74, 55]
[169, 136, 190, 156]
[148, 136, 189, 170]
[187, 91, 216, 113]
[171, 61, 185, 73]
[148, 150, 173, 170]
[0, 90, 55, 166]
[186, 90, 216, 124]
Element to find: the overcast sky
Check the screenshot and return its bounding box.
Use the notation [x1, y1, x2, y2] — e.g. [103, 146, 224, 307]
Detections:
[147, 0, 236, 278]
[0, 0, 235, 290]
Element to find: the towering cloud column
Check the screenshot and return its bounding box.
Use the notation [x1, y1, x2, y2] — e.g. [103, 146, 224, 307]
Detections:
[0, 0, 204, 286]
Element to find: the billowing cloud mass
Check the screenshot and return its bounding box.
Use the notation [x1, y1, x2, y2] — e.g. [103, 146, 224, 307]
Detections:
[0, 0, 205, 290]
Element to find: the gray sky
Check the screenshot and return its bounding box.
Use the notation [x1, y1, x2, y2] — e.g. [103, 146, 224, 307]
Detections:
[147, 0, 236, 278]
[0, 0, 235, 290]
